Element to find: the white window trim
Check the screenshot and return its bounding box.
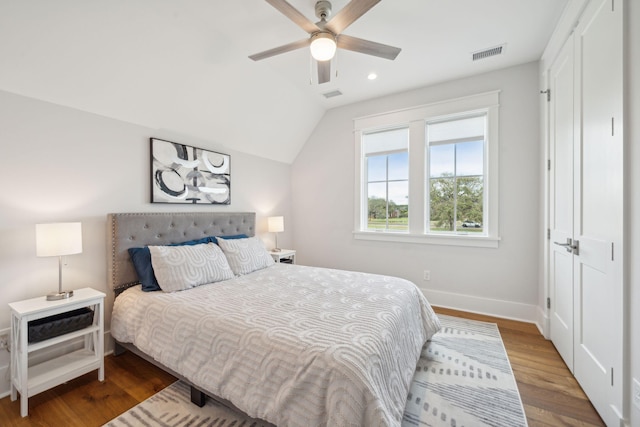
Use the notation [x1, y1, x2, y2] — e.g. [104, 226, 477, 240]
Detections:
[353, 91, 501, 248]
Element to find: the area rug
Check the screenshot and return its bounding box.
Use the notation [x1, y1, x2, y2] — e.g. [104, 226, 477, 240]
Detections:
[104, 315, 527, 427]
[403, 315, 527, 427]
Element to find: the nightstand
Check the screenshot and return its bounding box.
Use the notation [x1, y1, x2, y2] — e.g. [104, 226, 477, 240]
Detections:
[269, 249, 296, 264]
[9, 287, 105, 417]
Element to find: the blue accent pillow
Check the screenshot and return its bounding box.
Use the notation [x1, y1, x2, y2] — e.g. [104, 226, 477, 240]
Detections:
[128, 234, 248, 292]
[128, 246, 159, 292]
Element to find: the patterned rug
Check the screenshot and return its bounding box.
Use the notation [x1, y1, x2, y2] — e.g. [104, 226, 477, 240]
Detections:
[104, 315, 527, 427]
[403, 315, 527, 427]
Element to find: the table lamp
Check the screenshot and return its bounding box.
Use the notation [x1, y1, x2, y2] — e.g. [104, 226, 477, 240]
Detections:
[36, 222, 82, 300]
[268, 216, 284, 252]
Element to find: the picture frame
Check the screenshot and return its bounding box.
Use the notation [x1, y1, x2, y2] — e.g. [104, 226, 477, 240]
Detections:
[150, 138, 231, 205]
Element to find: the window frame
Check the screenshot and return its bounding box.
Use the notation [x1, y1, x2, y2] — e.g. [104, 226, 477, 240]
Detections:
[362, 126, 410, 233]
[426, 113, 487, 235]
[353, 91, 500, 248]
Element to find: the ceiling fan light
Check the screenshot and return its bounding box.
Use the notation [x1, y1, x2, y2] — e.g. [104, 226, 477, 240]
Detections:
[310, 32, 336, 61]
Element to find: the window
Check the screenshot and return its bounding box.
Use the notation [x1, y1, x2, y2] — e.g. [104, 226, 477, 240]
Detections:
[363, 128, 409, 231]
[427, 115, 485, 234]
[353, 91, 500, 248]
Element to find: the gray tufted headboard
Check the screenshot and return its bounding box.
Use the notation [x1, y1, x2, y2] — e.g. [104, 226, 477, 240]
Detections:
[107, 212, 255, 292]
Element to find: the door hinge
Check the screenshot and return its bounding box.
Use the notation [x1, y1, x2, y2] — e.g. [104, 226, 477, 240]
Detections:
[540, 89, 551, 102]
[612, 117, 615, 136]
[547, 159, 551, 171]
[611, 243, 614, 261]
[547, 229, 551, 240]
[612, 0, 615, 12]
[547, 297, 551, 309]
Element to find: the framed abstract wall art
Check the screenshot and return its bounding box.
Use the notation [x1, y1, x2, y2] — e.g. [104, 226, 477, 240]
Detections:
[150, 138, 230, 204]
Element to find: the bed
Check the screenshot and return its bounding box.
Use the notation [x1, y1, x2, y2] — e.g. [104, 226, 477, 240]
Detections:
[108, 212, 441, 427]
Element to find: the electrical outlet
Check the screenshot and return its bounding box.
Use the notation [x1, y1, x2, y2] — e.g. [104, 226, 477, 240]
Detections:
[0, 334, 8, 352]
[423, 270, 431, 281]
[633, 377, 640, 411]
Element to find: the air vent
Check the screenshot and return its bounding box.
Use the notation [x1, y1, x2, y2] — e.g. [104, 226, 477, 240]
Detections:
[472, 44, 505, 61]
[323, 90, 342, 99]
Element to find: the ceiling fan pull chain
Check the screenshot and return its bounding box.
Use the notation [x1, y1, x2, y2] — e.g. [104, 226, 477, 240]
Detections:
[309, 54, 314, 85]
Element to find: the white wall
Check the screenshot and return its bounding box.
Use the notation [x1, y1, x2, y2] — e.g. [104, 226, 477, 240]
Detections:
[291, 62, 541, 322]
[626, 0, 640, 424]
[0, 90, 293, 394]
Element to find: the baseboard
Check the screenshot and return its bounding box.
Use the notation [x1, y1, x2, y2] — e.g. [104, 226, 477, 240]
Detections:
[421, 288, 539, 324]
[536, 305, 550, 338]
[0, 330, 113, 399]
[0, 358, 9, 400]
[0, 327, 9, 400]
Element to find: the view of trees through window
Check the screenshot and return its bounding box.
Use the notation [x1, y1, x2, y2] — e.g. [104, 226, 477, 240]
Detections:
[364, 128, 409, 231]
[428, 115, 485, 233]
[430, 173, 483, 231]
[367, 151, 409, 231]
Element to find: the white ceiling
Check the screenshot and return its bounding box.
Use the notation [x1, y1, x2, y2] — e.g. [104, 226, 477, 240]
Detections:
[0, 0, 567, 163]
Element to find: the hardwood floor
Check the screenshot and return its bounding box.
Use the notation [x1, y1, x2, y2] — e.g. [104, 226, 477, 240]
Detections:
[0, 351, 177, 427]
[0, 308, 604, 426]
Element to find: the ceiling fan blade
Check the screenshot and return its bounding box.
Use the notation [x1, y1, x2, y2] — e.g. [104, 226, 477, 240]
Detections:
[249, 38, 310, 61]
[337, 34, 401, 60]
[317, 60, 331, 84]
[325, 0, 381, 34]
[265, 0, 320, 34]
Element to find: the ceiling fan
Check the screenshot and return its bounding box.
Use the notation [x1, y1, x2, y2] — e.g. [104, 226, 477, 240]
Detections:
[249, 0, 401, 84]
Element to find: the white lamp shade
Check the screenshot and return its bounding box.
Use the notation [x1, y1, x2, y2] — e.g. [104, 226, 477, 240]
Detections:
[310, 33, 336, 61]
[36, 222, 83, 257]
[268, 216, 284, 233]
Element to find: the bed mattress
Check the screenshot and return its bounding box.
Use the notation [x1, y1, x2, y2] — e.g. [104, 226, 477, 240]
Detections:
[111, 263, 441, 426]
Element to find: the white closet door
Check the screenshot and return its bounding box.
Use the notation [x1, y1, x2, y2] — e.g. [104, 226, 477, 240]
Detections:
[547, 0, 624, 424]
[548, 34, 575, 371]
[572, 0, 624, 424]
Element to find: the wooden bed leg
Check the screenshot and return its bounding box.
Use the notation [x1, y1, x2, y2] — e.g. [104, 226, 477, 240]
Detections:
[190, 386, 206, 407]
[114, 342, 126, 356]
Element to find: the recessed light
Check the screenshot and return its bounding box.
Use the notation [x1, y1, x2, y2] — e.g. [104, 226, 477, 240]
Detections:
[367, 73, 377, 80]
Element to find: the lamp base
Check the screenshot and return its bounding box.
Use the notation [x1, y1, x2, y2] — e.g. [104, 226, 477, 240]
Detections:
[46, 290, 74, 301]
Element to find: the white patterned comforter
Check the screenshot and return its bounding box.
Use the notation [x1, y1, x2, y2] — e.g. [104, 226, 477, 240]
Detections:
[111, 264, 441, 427]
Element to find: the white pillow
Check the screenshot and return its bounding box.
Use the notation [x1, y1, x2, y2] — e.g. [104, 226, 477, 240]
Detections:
[217, 236, 274, 275]
[149, 243, 234, 292]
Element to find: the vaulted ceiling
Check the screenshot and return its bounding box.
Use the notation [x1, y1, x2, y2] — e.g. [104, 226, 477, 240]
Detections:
[0, 0, 567, 163]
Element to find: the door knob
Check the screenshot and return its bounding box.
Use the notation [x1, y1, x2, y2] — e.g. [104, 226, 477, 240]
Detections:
[553, 237, 579, 255]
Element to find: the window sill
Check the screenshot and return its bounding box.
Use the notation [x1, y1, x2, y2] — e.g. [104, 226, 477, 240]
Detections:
[352, 231, 500, 248]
